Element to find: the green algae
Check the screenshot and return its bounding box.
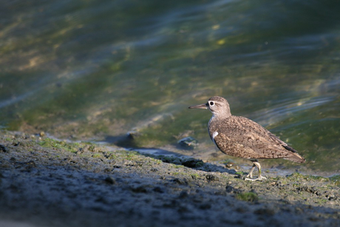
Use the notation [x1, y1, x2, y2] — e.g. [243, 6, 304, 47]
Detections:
[235, 192, 259, 202]
[329, 175, 340, 186]
[38, 138, 80, 153]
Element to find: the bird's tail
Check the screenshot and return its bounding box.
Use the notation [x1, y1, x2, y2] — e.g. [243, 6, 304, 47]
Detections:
[283, 145, 306, 163]
[284, 153, 306, 163]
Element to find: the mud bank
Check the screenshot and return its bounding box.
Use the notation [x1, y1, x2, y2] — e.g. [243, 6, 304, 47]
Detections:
[0, 130, 339, 227]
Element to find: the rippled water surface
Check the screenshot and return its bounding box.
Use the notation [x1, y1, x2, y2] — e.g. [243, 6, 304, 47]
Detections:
[1, 0, 340, 173]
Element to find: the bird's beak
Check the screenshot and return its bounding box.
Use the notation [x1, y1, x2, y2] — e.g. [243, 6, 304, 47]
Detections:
[188, 103, 208, 109]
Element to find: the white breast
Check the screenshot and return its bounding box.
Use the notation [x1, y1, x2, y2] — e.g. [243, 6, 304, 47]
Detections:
[212, 131, 219, 139]
[211, 131, 219, 148]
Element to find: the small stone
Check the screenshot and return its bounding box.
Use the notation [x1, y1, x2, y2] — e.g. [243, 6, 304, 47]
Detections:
[0, 144, 8, 152]
[181, 158, 204, 168]
[26, 161, 37, 167]
[104, 176, 115, 184]
[77, 148, 83, 155]
[223, 159, 239, 170]
[104, 168, 112, 173]
[295, 207, 303, 214]
[226, 185, 233, 193]
[199, 203, 211, 210]
[153, 187, 164, 193]
[308, 217, 319, 222]
[177, 204, 189, 213]
[235, 207, 248, 213]
[39, 131, 45, 137]
[12, 141, 20, 146]
[191, 174, 197, 180]
[254, 208, 275, 216]
[179, 191, 188, 198]
[214, 190, 226, 196]
[172, 178, 188, 185]
[206, 174, 219, 182]
[327, 195, 337, 201]
[226, 184, 241, 194]
[130, 185, 147, 193]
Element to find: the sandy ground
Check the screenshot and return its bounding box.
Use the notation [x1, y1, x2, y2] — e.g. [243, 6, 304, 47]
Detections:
[0, 130, 339, 227]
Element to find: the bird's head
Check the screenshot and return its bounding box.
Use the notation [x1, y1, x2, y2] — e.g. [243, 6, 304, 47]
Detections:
[189, 96, 231, 118]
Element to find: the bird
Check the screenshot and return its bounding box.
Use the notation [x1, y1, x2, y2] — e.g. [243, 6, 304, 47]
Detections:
[188, 96, 305, 181]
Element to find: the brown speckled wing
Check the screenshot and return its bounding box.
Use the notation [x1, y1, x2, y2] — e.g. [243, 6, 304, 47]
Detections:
[210, 116, 303, 161]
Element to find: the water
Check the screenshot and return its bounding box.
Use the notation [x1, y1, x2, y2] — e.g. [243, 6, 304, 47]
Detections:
[1, 0, 340, 173]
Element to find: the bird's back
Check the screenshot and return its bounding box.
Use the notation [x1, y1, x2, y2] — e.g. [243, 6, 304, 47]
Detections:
[209, 115, 305, 163]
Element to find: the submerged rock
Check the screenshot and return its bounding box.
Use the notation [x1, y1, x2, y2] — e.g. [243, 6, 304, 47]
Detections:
[126, 130, 141, 139]
[177, 137, 198, 149]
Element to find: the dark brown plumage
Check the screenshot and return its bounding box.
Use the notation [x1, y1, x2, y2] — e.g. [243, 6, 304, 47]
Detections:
[189, 96, 305, 181]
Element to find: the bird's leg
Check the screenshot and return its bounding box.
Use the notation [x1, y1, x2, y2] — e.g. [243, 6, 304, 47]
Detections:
[244, 163, 256, 180]
[253, 161, 267, 181]
[245, 160, 267, 181]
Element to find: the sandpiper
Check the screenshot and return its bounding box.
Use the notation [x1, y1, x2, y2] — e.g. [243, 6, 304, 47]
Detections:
[189, 96, 305, 181]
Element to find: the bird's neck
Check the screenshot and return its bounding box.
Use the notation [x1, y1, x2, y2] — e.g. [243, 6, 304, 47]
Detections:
[209, 112, 230, 128]
[211, 111, 231, 121]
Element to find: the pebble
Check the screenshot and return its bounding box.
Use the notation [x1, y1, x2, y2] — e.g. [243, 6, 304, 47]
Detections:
[0, 144, 8, 152]
[179, 191, 188, 198]
[12, 141, 20, 146]
[181, 158, 203, 168]
[130, 185, 148, 193]
[172, 178, 188, 185]
[153, 186, 164, 193]
[206, 174, 219, 182]
[254, 207, 276, 216]
[199, 203, 211, 210]
[104, 176, 116, 184]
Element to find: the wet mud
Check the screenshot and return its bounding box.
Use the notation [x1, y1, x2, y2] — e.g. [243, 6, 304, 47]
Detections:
[0, 130, 339, 227]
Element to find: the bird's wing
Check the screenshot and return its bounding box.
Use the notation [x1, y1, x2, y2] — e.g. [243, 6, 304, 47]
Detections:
[212, 116, 296, 159]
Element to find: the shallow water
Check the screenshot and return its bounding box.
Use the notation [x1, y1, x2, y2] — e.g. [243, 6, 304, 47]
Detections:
[1, 0, 340, 173]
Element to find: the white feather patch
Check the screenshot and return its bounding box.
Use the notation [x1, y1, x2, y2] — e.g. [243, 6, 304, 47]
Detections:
[212, 131, 219, 139]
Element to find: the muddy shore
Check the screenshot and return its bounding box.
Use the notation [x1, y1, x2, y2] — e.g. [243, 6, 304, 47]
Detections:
[0, 130, 339, 227]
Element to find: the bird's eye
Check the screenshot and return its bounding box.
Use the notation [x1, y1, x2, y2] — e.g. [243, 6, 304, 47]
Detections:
[209, 101, 214, 106]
